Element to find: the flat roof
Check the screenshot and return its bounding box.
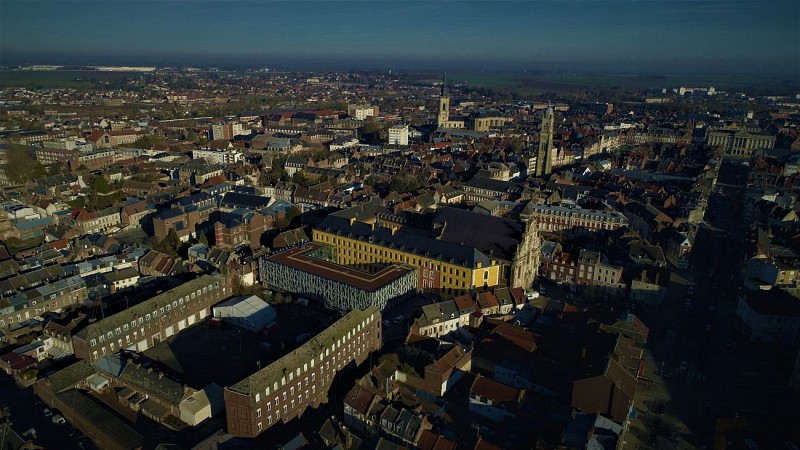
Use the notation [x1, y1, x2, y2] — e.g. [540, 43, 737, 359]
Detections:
[265, 243, 414, 292]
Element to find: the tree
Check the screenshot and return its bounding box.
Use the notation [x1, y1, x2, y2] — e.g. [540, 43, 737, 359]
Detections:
[90, 175, 112, 194]
[5, 145, 46, 183]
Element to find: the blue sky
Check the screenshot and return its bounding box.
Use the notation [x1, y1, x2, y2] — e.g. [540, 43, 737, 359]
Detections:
[1, 0, 798, 73]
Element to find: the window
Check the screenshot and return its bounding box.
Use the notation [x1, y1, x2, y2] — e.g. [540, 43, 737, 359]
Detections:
[275, 397, 279, 406]
[256, 408, 262, 418]
[255, 393, 260, 403]
[90, 339, 97, 347]
[266, 402, 271, 411]
[257, 422, 262, 432]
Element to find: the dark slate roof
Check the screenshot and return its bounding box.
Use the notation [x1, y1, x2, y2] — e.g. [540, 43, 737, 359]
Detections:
[464, 177, 522, 193]
[433, 207, 525, 261]
[318, 214, 491, 268]
[47, 361, 94, 393]
[220, 192, 271, 209]
[155, 208, 184, 220]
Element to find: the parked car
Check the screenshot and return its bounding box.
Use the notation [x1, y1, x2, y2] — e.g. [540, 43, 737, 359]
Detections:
[52, 415, 66, 424]
[382, 320, 391, 327]
[43, 408, 53, 418]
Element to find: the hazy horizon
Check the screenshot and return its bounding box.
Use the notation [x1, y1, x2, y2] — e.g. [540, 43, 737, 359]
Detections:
[1, 1, 798, 76]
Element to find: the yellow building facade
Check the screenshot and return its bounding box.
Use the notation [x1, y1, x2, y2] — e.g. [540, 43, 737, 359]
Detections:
[312, 228, 502, 294]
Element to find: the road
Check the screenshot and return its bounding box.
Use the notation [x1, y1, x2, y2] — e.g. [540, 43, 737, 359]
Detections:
[0, 376, 92, 449]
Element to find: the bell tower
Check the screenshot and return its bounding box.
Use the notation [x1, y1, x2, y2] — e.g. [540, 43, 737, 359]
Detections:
[437, 74, 450, 128]
[535, 106, 554, 176]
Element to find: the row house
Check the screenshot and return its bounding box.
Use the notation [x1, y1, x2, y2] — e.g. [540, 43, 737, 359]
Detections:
[540, 242, 625, 295]
[224, 306, 382, 437]
[261, 181, 296, 203]
[0, 275, 88, 329]
[42, 316, 86, 360]
[138, 250, 180, 277]
[94, 354, 194, 424]
[72, 275, 227, 362]
[71, 207, 122, 235]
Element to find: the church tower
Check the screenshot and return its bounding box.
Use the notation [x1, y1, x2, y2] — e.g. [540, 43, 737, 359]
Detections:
[535, 106, 554, 177]
[437, 74, 450, 128]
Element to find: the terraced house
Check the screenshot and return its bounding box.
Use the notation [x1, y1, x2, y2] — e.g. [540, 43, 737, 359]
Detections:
[72, 275, 228, 362]
[224, 306, 382, 437]
[0, 275, 87, 329]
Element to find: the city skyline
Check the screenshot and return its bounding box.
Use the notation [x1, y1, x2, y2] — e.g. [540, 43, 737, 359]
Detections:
[1, 0, 798, 74]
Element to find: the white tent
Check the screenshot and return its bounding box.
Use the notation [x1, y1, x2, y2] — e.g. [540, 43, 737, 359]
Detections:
[212, 295, 276, 332]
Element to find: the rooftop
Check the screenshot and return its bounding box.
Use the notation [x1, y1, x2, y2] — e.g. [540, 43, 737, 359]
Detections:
[265, 243, 414, 292]
[228, 305, 379, 395]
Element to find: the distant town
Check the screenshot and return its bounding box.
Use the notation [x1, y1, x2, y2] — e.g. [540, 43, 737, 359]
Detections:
[0, 65, 799, 450]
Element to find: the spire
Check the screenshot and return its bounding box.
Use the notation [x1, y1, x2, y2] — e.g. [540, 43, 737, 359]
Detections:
[441, 73, 448, 97]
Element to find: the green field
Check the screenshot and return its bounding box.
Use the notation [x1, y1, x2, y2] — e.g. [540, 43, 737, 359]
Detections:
[0, 70, 138, 89]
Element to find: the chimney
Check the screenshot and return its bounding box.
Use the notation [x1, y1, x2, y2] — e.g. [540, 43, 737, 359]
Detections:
[159, 372, 164, 379]
[147, 367, 153, 374]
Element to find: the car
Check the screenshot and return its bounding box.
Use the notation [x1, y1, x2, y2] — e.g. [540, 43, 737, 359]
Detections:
[539, 287, 547, 295]
[382, 320, 391, 327]
[687, 286, 695, 295]
[43, 408, 53, 418]
[52, 414, 66, 424]
[679, 361, 688, 372]
[705, 324, 713, 332]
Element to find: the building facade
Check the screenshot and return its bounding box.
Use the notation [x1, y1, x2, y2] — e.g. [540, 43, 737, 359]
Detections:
[72, 275, 228, 362]
[0, 276, 88, 329]
[260, 243, 417, 311]
[224, 306, 382, 437]
[525, 204, 628, 235]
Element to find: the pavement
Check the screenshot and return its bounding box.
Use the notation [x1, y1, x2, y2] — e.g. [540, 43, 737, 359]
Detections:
[620, 190, 800, 449]
[0, 376, 93, 449]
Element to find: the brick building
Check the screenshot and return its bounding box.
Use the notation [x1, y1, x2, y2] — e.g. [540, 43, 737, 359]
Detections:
[72, 275, 227, 363]
[224, 306, 382, 437]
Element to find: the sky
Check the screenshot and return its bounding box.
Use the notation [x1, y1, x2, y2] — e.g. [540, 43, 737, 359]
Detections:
[1, 0, 798, 74]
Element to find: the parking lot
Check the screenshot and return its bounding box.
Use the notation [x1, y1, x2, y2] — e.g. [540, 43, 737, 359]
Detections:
[0, 376, 94, 449]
